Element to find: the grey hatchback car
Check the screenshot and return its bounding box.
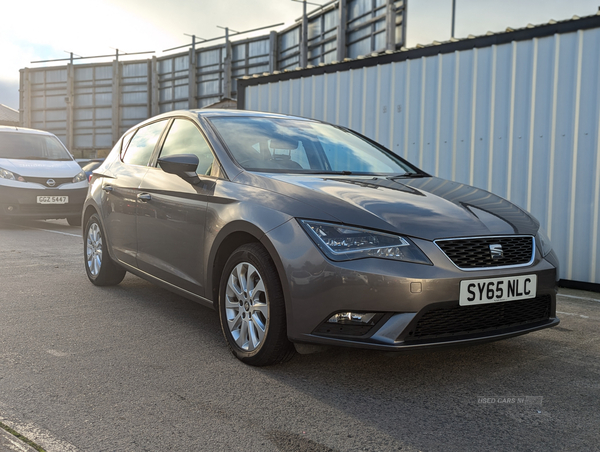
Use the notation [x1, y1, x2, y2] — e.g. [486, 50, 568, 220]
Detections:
[82, 110, 559, 366]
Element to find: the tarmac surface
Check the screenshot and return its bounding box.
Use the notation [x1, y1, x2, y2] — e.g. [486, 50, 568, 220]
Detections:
[0, 218, 599, 451]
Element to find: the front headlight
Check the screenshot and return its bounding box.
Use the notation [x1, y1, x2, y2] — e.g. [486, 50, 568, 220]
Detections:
[536, 227, 553, 257]
[0, 167, 17, 180]
[72, 170, 87, 183]
[299, 220, 431, 264]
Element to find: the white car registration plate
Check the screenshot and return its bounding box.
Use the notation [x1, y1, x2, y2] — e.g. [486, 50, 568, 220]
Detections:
[37, 196, 69, 204]
[459, 274, 537, 306]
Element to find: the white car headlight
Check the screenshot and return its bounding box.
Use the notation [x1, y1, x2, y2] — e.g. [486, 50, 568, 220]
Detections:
[0, 167, 16, 180]
[299, 220, 431, 264]
[72, 170, 87, 183]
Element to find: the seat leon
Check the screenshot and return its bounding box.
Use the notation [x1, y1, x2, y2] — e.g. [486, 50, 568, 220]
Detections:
[82, 110, 559, 366]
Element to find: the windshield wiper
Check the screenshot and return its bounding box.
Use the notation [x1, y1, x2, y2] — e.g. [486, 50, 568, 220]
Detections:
[388, 172, 429, 180]
[331, 170, 353, 175]
[297, 170, 354, 175]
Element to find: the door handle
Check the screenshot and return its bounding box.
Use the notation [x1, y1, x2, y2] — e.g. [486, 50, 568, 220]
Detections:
[137, 193, 152, 202]
[102, 185, 113, 192]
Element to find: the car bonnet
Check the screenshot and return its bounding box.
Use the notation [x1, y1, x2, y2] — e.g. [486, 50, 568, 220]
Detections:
[0, 158, 82, 178]
[247, 173, 539, 240]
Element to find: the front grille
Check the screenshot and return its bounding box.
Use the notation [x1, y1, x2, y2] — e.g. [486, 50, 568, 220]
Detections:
[404, 295, 551, 342]
[436, 236, 534, 269]
[23, 177, 73, 187]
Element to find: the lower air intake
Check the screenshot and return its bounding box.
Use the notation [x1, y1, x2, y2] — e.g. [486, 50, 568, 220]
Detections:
[405, 295, 551, 342]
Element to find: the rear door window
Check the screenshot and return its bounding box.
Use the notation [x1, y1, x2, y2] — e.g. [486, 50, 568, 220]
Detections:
[122, 120, 168, 166]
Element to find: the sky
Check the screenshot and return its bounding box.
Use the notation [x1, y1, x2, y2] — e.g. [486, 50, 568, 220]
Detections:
[1, 0, 599, 110]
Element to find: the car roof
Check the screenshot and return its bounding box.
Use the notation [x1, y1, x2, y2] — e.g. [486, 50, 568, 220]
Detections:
[138, 109, 316, 124]
[120, 109, 319, 140]
[193, 109, 311, 121]
[0, 125, 58, 137]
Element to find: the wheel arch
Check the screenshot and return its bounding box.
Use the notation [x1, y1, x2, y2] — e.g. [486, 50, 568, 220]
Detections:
[207, 220, 291, 317]
[82, 204, 97, 230]
[82, 203, 120, 264]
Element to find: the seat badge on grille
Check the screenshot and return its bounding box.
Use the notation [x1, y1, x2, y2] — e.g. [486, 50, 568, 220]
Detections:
[489, 244, 503, 260]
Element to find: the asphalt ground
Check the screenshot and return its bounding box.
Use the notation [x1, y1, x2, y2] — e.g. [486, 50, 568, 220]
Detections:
[0, 218, 599, 452]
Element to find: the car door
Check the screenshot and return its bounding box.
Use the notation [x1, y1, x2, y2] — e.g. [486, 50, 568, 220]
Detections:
[102, 120, 168, 266]
[135, 118, 220, 296]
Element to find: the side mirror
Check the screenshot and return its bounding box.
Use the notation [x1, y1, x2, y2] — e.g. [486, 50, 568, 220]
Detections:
[158, 154, 200, 184]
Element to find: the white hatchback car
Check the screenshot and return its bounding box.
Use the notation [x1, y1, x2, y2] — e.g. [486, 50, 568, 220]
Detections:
[0, 126, 88, 225]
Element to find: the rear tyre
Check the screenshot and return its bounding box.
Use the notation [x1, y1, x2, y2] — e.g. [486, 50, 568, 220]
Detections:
[67, 216, 81, 227]
[84, 213, 126, 286]
[218, 243, 295, 366]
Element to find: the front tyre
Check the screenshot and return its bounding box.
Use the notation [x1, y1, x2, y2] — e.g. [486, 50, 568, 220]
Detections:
[84, 213, 126, 286]
[219, 243, 295, 366]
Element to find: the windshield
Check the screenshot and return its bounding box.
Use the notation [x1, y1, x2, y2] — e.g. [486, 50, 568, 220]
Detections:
[208, 117, 417, 175]
[0, 132, 73, 161]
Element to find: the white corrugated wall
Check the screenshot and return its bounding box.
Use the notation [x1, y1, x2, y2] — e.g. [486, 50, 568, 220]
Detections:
[244, 27, 600, 285]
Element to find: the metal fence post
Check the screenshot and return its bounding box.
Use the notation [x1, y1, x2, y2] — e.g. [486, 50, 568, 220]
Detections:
[151, 56, 159, 116]
[269, 31, 278, 73]
[337, 0, 347, 61]
[224, 29, 233, 99]
[188, 45, 197, 109]
[111, 60, 121, 145]
[402, 0, 408, 48]
[300, 0, 308, 67]
[66, 63, 74, 151]
[20, 68, 32, 127]
[386, 0, 396, 51]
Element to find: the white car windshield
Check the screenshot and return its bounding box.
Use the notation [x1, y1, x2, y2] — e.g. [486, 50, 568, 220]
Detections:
[209, 117, 417, 175]
[0, 133, 73, 161]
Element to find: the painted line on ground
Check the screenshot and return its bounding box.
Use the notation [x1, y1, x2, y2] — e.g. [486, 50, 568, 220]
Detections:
[557, 311, 590, 319]
[10, 223, 81, 238]
[558, 293, 600, 303]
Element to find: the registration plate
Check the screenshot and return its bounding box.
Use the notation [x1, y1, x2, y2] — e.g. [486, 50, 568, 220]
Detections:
[459, 275, 537, 306]
[37, 196, 69, 204]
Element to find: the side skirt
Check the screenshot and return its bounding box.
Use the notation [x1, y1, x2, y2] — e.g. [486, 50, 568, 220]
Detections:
[117, 260, 215, 310]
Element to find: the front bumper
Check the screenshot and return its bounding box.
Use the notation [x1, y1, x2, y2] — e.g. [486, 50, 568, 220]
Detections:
[265, 220, 559, 351]
[0, 183, 88, 219]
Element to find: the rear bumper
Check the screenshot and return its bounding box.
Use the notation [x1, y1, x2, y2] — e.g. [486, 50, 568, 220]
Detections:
[0, 184, 87, 219]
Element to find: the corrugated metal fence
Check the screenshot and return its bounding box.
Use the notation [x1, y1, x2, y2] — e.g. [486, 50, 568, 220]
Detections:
[240, 16, 600, 285]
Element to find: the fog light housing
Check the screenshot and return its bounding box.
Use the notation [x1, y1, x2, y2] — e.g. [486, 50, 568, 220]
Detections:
[315, 311, 385, 337]
[327, 312, 379, 325]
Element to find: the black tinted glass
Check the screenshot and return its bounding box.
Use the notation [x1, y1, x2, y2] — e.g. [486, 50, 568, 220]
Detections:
[159, 119, 215, 175]
[209, 117, 413, 174]
[122, 120, 167, 166]
[0, 133, 72, 160]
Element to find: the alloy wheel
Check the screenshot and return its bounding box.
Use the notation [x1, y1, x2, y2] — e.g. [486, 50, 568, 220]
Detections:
[225, 262, 269, 351]
[86, 222, 103, 277]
